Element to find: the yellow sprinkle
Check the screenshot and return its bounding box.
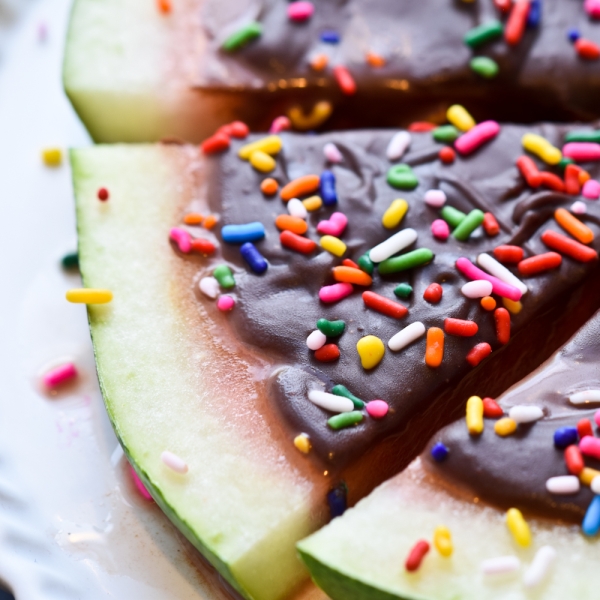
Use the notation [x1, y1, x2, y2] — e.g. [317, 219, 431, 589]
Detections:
[249, 150, 276, 173]
[580, 467, 600, 486]
[287, 101, 333, 131]
[503, 297, 522, 314]
[66, 289, 113, 304]
[466, 395, 484, 435]
[522, 133, 562, 165]
[494, 417, 517, 437]
[446, 104, 475, 132]
[506, 508, 531, 547]
[356, 335, 385, 370]
[302, 195, 323, 211]
[433, 526, 453, 557]
[42, 147, 62, 167]
[320, 235, 346, 257]
[294, 434, 311, 454]
[382, 199, 408, 229]
[238, 136, 282, 160]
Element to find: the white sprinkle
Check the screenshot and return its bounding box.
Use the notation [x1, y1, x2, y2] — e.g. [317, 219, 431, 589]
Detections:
[288, 198, 308, 219]
[569, 390, 600, 405]
[508, 405, 544, 424]
[369, 228, 417, 263]
[386, 131, 411, 161]
[545, 475, 580, 495]
[461, 279, 493, 299]
[388, 321, 426, 352]
[591, 476, 600, 494]
[423, 189, 446, 208]
[306, 329, 327, 350]
[523, 546, 556, 588]
[161, 450, 188, 474]
[199, 276, 219, 299]
[307, 390, 354, 413]
[323, 142, 343, 163]
[571, 200, 587, 215]
[477, 253, 528, 295]
[481, 555, 521, 576]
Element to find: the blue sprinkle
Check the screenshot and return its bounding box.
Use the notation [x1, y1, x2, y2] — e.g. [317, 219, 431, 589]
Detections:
[320, 170, 337, 206]
[240, 242, 268, 274]
[431, 442, 449, 462]
[526, 0, 541, 28]
[222, 222, 265, 244]
[553, 426, 578, 448]
[582, 495, 600, 537]
[567, 28, 580, 43]
[320, 30, 340, 44]
[327, 483, 347, 518]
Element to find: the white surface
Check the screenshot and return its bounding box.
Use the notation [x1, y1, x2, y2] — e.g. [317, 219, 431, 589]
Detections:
[0, 1, 237, 598]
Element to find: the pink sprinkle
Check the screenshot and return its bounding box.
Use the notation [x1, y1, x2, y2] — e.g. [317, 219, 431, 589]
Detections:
[562, 142, 600, 162]
[571, 201, 587, 215]
[585, 0, 600, 18]
[456, 257, 522, 301]
[583, 179, 600, 199]
[128, 464, 154, 501]
[431, 219, 450, 240]
[366, 400, 389, 419]
[217, 295, 235, 311]
[580, 436, 600, 459]
[455, 121, 500, 155]
[424, 189, 446, 208]
[287, 1, 314, 22]
[317, 212, 348, 236]
[43, 362, 78, 388]
[319, 282, 353, 303]
[169, 228, 191, 253]
[595, 409, 600, 428]
[269, 116, 291, 134]
[323, 142, 343, 163]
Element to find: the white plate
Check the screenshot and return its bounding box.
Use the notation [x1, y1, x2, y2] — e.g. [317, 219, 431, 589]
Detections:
[0, 1, 241, 597]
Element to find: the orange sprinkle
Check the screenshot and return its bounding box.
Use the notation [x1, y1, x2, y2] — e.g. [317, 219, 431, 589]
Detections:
[579, 169, 591, 185]
[554, 207, 594, 244]
[480, 296, 496, 311]
[274, 214, 308, 235]
[332, 266, 373, 286]
[203, 214, 219, 229]
[281, 174, 320, 201]
[261, 178, 279, 196]
[157, 0, 172, 13]
[425, 327, 444, 368]
[366, 52, 386, 68]
[183, 213, 203, 225]
[310, 54, 329, 71]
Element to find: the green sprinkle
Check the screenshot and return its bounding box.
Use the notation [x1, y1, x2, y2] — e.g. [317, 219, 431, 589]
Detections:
[378, 248, 434, 275]
[393, 283, 413, 299]
[213, 265, 235, 288]
[61, 251, 79, 270]
[331, 385, 365, 409]
[328, 411, 364, 430]
[470, 56, 499, 79]
[387, 164, 418, 190]
[558, 157, 575, 171]
[317, 319, 346, 337]
[358, 253, 374, 275]
[222, 22, 262, 52]
[452, 209, 485, 241]
[433, 125, 460, 144]
[440, 206, 467, 228]
[463, 20, 503, 48]
[565, 130, 600, 143]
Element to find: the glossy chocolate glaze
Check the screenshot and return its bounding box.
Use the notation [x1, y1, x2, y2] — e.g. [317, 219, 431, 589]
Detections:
[200, 125, 600, 474]
[426, 308, 600, 521]
[198, 0, 600, 123]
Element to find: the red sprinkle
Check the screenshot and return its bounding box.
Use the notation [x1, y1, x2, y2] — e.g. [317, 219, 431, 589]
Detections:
[342, 258, 360, 269]
[201, 132, 230, 154]
[516, 155, 542, 188]
[405, 540, 430, 572]
[578, 419, 594, 439]
[541, 230, 599, 263]
[505, 0, 530, 46]
[314, 344, 340, 362]
[482, 212, 500, 236]
[518, 252, 562, 276]
[494, 307, 511, 345]
[439, 147, 456, 164]
[333, 65, 357, 95]
[423, 283, 443, 304]
[493, 245, 524, 263]
[444, 318, 478, 337]
[408, 122, 436, 132]
[228, 121, 249, 138]
[539, 171, 565, 192]
[362, 291, 408, 319]
[466, 343, 492, 367]
[483, 397, 504, 418]
[493, 0, 512, 12]
[97, 187, 109, 201]
[565, 445, 584, 475]
[280, 230, 317, 254]
[575, 38, 600, 60]
[564, 164, 582, 196]
[190, 239, 216, 255]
